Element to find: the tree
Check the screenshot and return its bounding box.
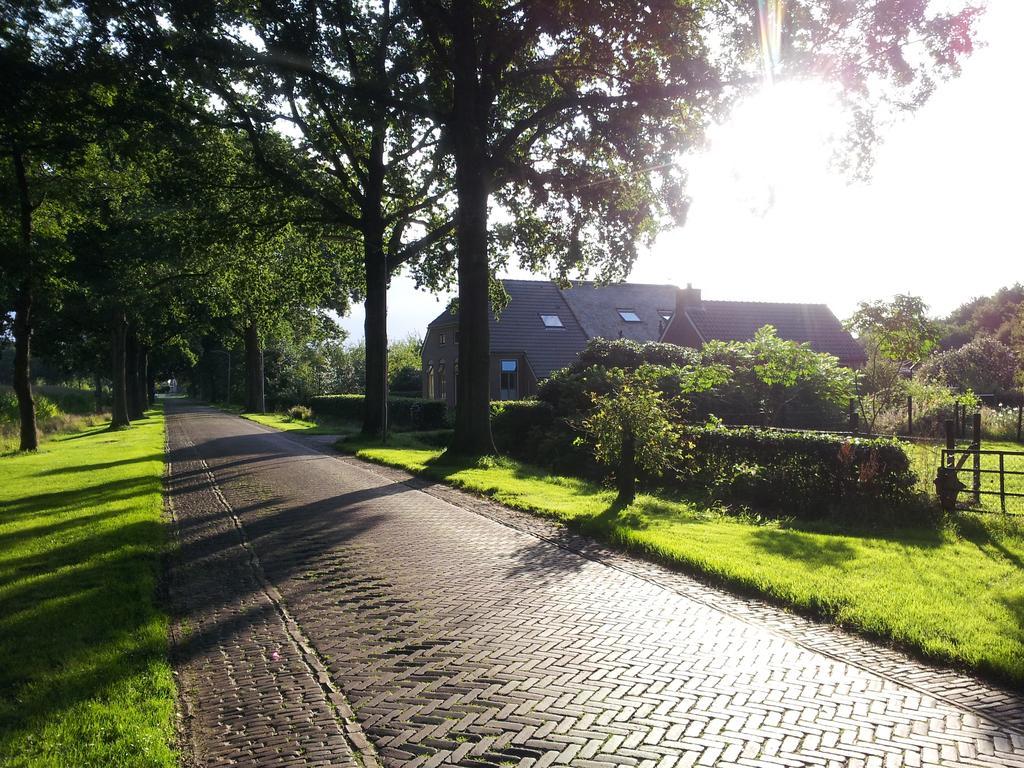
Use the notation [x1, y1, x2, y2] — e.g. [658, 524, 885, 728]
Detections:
[845, 295, 941, 431]
[578, 363, 726, 505]
[0, 3, 115, 448]
[917, 336, 1019, 395]
[132, 0, 456, 439]
[699, 326, 855, 427]
[405, 0, 980, 455]
[387, 333, 423, 394]
[941, 283, 1024, 349]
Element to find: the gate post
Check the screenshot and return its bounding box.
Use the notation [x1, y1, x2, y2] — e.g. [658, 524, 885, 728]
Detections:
[945, 419, 955, 466]
[972, 412, 982, 505]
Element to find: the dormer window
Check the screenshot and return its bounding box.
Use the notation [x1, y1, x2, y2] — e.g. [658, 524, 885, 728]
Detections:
[617, 309, 641, 322]
[540, 314, 564, 328]
[658, 310, 673, 322]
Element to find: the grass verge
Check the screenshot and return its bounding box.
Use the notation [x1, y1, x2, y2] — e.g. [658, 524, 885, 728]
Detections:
[239, 411, 356, 435]
[337, 431, 1024, 687]
[0, 408, 176, 767]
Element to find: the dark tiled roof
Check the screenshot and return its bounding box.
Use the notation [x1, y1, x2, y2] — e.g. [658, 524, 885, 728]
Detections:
[427, 279, 588, 378]
[560, 282, 677, 342]
[685, 301, 865, 365]
[428, 279, 865, 374]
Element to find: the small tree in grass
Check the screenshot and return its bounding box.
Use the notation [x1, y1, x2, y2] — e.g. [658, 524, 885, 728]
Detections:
[577, 364, 728, 506]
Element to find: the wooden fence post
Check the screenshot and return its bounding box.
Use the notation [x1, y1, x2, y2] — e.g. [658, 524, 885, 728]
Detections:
[972, 412, 982, 505]
[945, 419, 955, 467]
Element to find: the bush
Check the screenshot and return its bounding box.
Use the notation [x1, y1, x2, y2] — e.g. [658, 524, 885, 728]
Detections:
[310, 394, 447, 430]
[491, 400, 554, 450]
[678, 426, 918, 518]
[286, 404, 313, 422]
[917, 336, 1019, 394]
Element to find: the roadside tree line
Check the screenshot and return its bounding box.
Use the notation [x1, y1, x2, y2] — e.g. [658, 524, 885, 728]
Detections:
[2, 0, 981, 453]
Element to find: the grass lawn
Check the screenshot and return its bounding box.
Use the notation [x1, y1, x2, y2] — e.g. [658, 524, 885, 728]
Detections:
[240, 411, 356, 435]
[0, 408, 176, 767]
[336, 431, 1024, 687]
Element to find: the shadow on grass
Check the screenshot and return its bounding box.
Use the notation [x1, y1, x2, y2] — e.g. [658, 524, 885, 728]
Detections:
[746, 527, 859, 566]
[34, 453, 163, 477]
[0, 518, 170, 756]
[0, 476, 157, 520]
[951, 514, 1024, 571]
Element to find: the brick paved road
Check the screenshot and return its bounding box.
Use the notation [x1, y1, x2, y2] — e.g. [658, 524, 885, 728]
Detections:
[165, 401, 1024, 767]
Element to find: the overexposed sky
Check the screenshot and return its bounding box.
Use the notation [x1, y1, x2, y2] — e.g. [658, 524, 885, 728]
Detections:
[338, 0, 1022, 343]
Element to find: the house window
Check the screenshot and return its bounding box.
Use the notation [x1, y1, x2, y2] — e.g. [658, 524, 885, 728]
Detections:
[540, 314, 564, 328]
[658, 310, 673, 322]
[499, 359, 519, 400]
[617, 309, 641, 322]
[437, 364, 446, 401]
[439, 331, 447, 346]
[426, 365, 435, 399]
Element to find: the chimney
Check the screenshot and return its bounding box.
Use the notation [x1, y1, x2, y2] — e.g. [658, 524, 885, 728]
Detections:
[675, 282, 702, 317]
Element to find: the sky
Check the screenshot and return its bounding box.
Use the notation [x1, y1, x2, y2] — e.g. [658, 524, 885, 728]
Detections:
[337, 0, 1023, 343]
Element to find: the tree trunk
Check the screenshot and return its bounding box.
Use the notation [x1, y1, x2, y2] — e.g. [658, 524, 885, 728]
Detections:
[94, 367, 104, 413]
[11, 149, 37, 451]
[12, 283, 37, 451]
[148, 368, 156, 406]
[448, 0, 496, 456]
[616, 426, 637, 506]
[244, 321, 265, 413]
[136, 346, 150, 417]
[110, 316, 131, 429]
[360, 122, 389, 440]
[126, 330, 145, 421]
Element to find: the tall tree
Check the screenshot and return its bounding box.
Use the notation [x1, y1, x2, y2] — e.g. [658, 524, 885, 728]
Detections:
[403, 0, 979, 455]
[0, 3, 113, 448]
[127, 0, 456, 438]
[845, 294, 941, 430]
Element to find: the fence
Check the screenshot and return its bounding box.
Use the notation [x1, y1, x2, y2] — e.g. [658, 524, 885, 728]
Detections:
[933, 416, 1024, 515]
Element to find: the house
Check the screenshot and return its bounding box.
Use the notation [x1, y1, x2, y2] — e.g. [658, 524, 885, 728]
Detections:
[421, 279, 865, 406]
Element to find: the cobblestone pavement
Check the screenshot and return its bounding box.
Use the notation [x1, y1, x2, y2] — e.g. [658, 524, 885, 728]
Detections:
[165, 401, 1024, 767]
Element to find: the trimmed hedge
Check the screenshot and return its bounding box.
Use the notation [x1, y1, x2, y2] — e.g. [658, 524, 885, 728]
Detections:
[491, 400, 554, 450]
[310, 394, 448, 430]
[491, 399, 600, 478]
[679, 426, 918, 517]
[491, 402, 919, 517]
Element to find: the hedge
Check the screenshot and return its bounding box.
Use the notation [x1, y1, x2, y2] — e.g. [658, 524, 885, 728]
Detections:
[310, 394, 447, 430]
[678, 426, 918, 517]
[491, 399, 601, 478]
[493, 402, 920, 517]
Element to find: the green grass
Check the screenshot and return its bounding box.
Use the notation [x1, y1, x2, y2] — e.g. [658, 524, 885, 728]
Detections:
[0, 408, 176, 767]
[239, 411, 358, 435]
[337, 431, 1024, 687]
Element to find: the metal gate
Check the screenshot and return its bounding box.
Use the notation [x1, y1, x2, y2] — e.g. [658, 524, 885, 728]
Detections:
[938, 447, 1024, 513]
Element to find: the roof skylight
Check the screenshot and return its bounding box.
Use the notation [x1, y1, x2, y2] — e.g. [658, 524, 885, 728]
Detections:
[617, 309, 641, 322]
[540, 314, 564, 328]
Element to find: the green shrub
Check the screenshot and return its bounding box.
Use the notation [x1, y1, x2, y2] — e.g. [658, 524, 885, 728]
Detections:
[286, 404, 313, 422]
[679, 426, 918, 518]
[491, 399, 598, 477]
[0, 390, 63, 422]
[310, 394, 447, 430]
[37, 386, 96, 415]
